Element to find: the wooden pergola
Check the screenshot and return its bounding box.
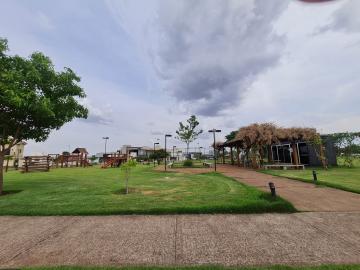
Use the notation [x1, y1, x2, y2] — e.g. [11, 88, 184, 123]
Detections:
[217, 138, 245, 167]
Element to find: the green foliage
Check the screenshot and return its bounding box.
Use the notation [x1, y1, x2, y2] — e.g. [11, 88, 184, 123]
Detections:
[183, 160, 193, 167]
[175, 115, 203, 154]
[309, 134, 328, 169]
[225, 130, 238, 142]
[121, 159, 137, 194]
[121, 159, 137, 170]
[330, 132, 360, 167]
[0, 37, 88, 147]
[149, 149, 169, 160]
[0, 37, 88, 193]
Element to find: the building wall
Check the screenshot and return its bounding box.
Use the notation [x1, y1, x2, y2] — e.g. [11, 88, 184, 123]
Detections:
[3, 143, 26, 168]
[307, 136, 337, 166]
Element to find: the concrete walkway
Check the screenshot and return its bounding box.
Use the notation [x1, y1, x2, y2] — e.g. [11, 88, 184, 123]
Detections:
[0, 213, 360, 268]
[217, 164, 360, 212]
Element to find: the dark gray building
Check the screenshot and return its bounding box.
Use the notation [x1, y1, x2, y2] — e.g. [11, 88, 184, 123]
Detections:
[270, 135, 337, 166]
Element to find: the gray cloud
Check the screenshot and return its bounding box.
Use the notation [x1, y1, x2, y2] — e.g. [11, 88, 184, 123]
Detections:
[150, 131, 163, 136]
[79, 99, 113, 126]
[150, 0, 288, 116]
[319, 0, 360, 33]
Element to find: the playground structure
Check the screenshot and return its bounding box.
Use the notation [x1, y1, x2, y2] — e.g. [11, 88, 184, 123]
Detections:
[52, 148, 90, 168]
[21, 155, 50, 173]
[101, 152, 127, 168]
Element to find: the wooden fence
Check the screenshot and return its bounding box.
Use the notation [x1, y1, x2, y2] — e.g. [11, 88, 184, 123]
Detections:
[21, 156, 50, 173]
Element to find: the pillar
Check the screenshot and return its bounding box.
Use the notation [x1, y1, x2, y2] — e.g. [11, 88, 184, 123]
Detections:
[236, 146, 240, 167]
[230, 147, 234, 165]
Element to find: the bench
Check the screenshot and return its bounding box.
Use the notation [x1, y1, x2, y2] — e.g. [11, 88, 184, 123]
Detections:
[203, 162, 213, 168]
[264, 164, 305, 170]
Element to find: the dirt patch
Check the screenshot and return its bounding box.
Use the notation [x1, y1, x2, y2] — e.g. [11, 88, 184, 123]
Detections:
[154, 166, 213, 174]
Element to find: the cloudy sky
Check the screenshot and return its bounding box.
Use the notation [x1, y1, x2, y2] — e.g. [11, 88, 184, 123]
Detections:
[1, 0, 359, 155]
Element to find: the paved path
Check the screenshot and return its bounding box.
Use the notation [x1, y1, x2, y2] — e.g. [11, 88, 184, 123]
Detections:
[0, 213, 360, 268]
[217, 164, 360, 212]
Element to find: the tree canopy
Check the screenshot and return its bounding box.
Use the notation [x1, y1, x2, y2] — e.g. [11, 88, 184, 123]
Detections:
[175, 115, 203, 154]
[0, 37, 88, 194]
[330, 132, 360, 167]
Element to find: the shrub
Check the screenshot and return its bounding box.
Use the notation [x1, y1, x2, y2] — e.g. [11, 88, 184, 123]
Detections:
[183, 160, 193, 167]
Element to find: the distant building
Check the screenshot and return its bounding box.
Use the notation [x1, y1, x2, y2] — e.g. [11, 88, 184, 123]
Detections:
[3, 141, 26, 168]
[120, 145, 154, 159]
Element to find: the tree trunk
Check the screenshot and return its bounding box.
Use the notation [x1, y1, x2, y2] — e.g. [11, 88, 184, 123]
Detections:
[5, 157, 9, 172]
[186, 143, 190, 159]
[0, 153, 4, 195]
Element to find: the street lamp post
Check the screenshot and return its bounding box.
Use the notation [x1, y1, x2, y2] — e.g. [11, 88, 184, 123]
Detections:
[153, 142, 159, 167]
[208, 129, 221, 172]
[102, 137, 109, 155]
[102, 137, 109, 167]
[164, 134, 172, 171]
[172, 146, 176, 161]
[199, 146, 203, 160]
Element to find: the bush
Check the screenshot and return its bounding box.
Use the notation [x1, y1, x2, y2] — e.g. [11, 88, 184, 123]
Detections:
[183, 160, 193, 167]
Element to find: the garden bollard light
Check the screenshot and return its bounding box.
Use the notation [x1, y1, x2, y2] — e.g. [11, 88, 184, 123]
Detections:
[268, 182, 276, 197]
[312, 170, 317, 183]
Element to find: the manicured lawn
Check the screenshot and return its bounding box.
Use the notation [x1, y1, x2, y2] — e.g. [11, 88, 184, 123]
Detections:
[260, 165, 360, 194]
[25, 264, 360, 270]
[0, 165, 294, 215]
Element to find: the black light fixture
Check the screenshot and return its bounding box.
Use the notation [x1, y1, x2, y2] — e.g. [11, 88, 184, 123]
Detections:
[208, 129, 221, 171]
[153, 142, 160, 167]
[268, 182, 276, 197]
[164, 134, 172, 171]
[312, 170, 317, 183]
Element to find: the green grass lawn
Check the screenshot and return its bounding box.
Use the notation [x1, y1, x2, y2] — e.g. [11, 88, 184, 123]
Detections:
[260, 164, 360, 194]
[25, 264, 360, 270]
[0, 165, 294, 215]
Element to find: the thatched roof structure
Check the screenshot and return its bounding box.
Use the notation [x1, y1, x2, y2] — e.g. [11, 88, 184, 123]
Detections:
[219, 123, 318, 149]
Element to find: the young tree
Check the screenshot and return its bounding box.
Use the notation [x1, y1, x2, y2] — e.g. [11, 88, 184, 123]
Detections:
[0, 38, 88, 194]
[175, 115, 203, 156]
[121, 159, 137, 194]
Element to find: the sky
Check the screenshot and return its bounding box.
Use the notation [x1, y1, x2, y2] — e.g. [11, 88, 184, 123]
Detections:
[1, 0, 359, 155]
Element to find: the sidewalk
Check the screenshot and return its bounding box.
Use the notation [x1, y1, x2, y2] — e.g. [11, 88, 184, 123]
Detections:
[1, 213, 360, 268]
[217, 164, 360, 212]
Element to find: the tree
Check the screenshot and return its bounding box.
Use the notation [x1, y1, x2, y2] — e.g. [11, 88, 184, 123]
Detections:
[149, 149, 169, 165]
[175, 115, 203, 156]
[0, 38, 88, 194]
[120, 159, 137, 194]
[330, 132, 360, 167]
[225, 131, 238, 142]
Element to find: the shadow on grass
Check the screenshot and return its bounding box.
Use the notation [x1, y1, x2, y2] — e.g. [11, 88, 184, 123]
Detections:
[0, 190, 23, 196]
[113, 188, 138, 195]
